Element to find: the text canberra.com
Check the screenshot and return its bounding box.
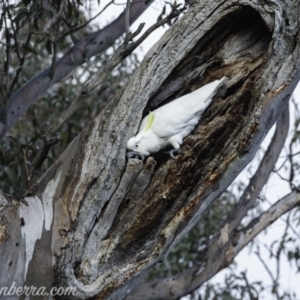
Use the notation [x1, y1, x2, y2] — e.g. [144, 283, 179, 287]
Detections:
[0, 282, 77, 297]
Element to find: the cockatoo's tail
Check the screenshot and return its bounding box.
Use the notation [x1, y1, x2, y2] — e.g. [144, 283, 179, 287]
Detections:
[127, 77, 227, 159]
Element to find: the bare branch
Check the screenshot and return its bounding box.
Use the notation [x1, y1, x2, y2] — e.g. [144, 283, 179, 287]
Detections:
[0, 0, 154, 138]
[7, 6, 43, 96]
[274, 171, 300, 192]
[29, 135, 62, 183]
[255, 245, 275, 282]
[46, 8, 180, 135]
[274, 150, 300, 173]
[127, 191, 300, 300]
[4, 29, 11, 97]
[41, 0, 65, 35]
[5, 5, 21, 61]
[288, 221, 300, 239]
[124, 22, 145, 45]
[123, 4, 182, 55]
[125, 0, 131, 37]
[22, 147, 30, 189]
[221, 104, 290, 234]
[275, 215, 290, 283]
[49, 17, 62, 79]
[236, 192, 300, 251]
[58, 0, 114, 42]
[255, 213, 291, 299]
[46, 0, 66, 80]
[241, 271, 258, 300]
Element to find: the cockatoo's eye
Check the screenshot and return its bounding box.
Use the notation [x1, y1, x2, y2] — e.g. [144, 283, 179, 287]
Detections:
[135, 144, 139, 149]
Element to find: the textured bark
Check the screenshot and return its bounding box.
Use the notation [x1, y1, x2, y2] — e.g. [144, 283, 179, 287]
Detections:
[127, 191, 300, 300]
[1, 0, 300, 299]
[126, 105, 291, 299]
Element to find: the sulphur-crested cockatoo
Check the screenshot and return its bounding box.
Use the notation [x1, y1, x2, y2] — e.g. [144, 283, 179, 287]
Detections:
[127, 77, 226, 159]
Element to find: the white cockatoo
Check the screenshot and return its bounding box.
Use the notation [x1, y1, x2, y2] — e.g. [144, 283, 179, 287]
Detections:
[127, 77, 226, 159]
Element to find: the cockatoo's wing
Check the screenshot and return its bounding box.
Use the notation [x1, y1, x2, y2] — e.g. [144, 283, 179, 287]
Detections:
[139, 77, 226, 139]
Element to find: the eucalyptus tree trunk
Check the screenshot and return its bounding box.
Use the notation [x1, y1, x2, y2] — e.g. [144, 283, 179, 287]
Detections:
[1, 0, 300, 299]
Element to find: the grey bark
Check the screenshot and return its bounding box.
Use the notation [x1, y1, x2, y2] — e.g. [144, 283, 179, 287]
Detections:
[127, 191, 300, 300]
[127, 104, 291, 299]
[1, 0, 300, 299]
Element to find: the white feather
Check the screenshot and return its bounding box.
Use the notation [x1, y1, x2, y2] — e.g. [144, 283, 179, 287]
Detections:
[127, 77, 226, 157]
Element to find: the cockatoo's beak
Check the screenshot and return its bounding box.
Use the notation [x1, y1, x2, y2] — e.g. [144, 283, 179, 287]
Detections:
[126, 150, 145, 161]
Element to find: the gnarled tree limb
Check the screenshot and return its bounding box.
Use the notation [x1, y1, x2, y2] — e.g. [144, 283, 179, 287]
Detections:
[126, 102, 291, 299]
[126, 191, 300, 300]
[1, 1, 300, 299]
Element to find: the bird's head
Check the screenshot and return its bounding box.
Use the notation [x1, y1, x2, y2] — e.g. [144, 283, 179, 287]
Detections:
[126, 134, 150, 160]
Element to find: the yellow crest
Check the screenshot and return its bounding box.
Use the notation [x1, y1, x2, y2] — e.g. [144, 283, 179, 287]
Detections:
[144, 111, 155, 132]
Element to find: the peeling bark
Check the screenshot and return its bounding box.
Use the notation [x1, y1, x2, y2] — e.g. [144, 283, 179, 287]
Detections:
[1, 0, 300, 299]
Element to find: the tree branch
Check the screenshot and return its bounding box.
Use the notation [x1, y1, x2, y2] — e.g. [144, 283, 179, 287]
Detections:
[126, 191, 300, 300]
[241, 271, 258, 300]
[25, 7, 182, 182]
[45, 8, 181, 135]
[0, 0, 154, 138]
[40, 0, 65, 36]
[236, 192, 300, 252]
[126, 105, 291, 300]
[29, 134, 62, 184]
[6, 6, 40, 96]
[13, 1, 300, 298]
[125, 0, 131, 38]
[49, 16, 62, 80]
[4, 28, 11, 97]
[255, 245, 275, 282]
[221, 103, 290, 234]
[58, 1, 114, 43]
